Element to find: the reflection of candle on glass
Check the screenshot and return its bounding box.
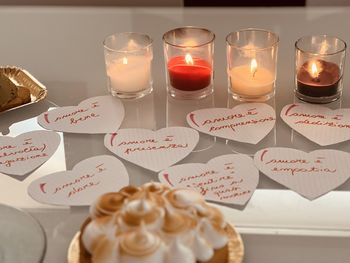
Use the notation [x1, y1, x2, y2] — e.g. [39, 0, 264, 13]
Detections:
[229, 58, 274, 96]
[107, 55, 151, 93]
[168, 54, 212, 91]
[297, 59, 340, 98]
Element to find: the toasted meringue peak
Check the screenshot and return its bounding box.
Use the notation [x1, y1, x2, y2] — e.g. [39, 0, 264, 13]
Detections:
[166, 237, 195, 263]
[119, 185, 141, 197]
[82, 216, 117, 254]
[136, 198, 152, 212]
[207, 205, 226, 229]
[90, 192, 126, 218]
[91, 236, 119, 263]
[200, 219, 228, 249]
[192, 231, 214, 261]
[192, 203, 210, 217]
[162, 207, 192, 234]
[126, 198, 153, 214]
[142, 182, 170, 194]
[166, 189, 204, 209]
[120, 224, 162, 257]
[129, 189, 165, 207]
[121, 198, 162, 228]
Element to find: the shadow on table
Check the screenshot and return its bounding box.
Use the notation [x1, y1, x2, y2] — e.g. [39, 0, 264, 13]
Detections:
[166, 93, 217, 152]
[44, 81, 89, 106]
[4, 170, 40, 182]
[0, 100, 52, 135]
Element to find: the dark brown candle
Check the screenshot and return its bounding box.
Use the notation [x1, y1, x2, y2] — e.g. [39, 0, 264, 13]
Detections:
[297, 59, 341, 98]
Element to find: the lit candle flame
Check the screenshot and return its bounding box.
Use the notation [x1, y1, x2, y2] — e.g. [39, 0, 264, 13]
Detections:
[250, 58, 258, 78]
[185, 53, 194, 65]
[123, 57, 128, 65]
[311, 62, 318, 77]
[309, 60, 322, 79]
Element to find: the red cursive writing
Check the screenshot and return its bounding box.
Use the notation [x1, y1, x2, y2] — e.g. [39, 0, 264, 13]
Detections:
[266, 158, 309, 165]
[54, 108, 88, 122]
[68, 181, 100, 198]
[0, 153, 48, 167]
[271, 166, 336, 176]
[118, 138, 158, 146]
[124, 143, 188, 155]
[202, 108, 258, 126]
[53, 163, 106, 195]
[0, 144, 16, 151]
[208, 117, 275, 132]
[70, 112, 100, 124]
[178, 170, 217, 184]
[294, 119, 350, 129]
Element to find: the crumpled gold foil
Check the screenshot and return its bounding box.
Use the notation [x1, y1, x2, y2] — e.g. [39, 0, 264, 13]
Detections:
[0, 66, 47, 113]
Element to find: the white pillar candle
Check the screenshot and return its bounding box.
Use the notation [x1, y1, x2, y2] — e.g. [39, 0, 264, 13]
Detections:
[107, 55, 151, 93]
[229, 59, 274, 97]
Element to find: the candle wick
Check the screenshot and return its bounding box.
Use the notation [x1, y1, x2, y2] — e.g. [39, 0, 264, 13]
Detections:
[313, 76, 320, 83]
[252, 69, 257, 79]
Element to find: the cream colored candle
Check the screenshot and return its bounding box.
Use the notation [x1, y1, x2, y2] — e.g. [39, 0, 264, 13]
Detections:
[107, 55, 151, 93]
[229, 59, 274, 96]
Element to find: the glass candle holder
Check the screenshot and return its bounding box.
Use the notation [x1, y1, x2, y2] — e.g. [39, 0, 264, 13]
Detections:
[163, 27, 215, 99]
[295, 35, 346, 103]
[103, 32, 153, 99]
[226, 29, 279, 102]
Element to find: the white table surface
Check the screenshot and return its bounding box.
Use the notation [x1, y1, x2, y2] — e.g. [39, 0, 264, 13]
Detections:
[0, 6, 350, 263]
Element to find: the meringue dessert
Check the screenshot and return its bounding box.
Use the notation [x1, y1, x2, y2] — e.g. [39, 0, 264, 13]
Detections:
[78, 183, 233, 263]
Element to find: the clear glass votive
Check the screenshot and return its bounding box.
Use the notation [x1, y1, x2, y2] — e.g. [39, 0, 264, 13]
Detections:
[163, 27, 215, 99]
[226, 28, 279, 102]
[295, 35, 346, 103]
[103, 32, 153, 99]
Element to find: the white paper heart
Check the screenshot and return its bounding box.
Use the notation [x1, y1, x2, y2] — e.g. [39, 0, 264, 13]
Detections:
[254, 147, 350, 200]
[37, 96, 124, 134]
[104, 127, 199, 172]
[186, 103, 276, 144]
[0, 130, 60, 176]
[28, 155, 129, 206]
[159, 154, 259, 205]
[281, 103, 350, 146]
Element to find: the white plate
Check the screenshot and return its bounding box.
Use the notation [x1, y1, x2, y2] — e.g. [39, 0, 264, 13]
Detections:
[0, 204, 46, 263]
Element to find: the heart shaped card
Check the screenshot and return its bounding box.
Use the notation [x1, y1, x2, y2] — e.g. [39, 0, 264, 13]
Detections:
[254, 147, 350, 200]
[104, 127, 199, 172]
[187, 103, 275, 144]
[159, 154, 259, 205]
[37, 96, 124, 134]
[28, 155, 129, 206]
[0, 130, 60, 176]
[281, 103, 350, 146]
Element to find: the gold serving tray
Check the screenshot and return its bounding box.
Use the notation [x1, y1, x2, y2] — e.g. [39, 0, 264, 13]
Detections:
[67, 224, 244, 263]
[0, 66, 47, 113]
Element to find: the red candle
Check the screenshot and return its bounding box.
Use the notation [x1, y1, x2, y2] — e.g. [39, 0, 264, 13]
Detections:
[167, 54, 212, 91]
